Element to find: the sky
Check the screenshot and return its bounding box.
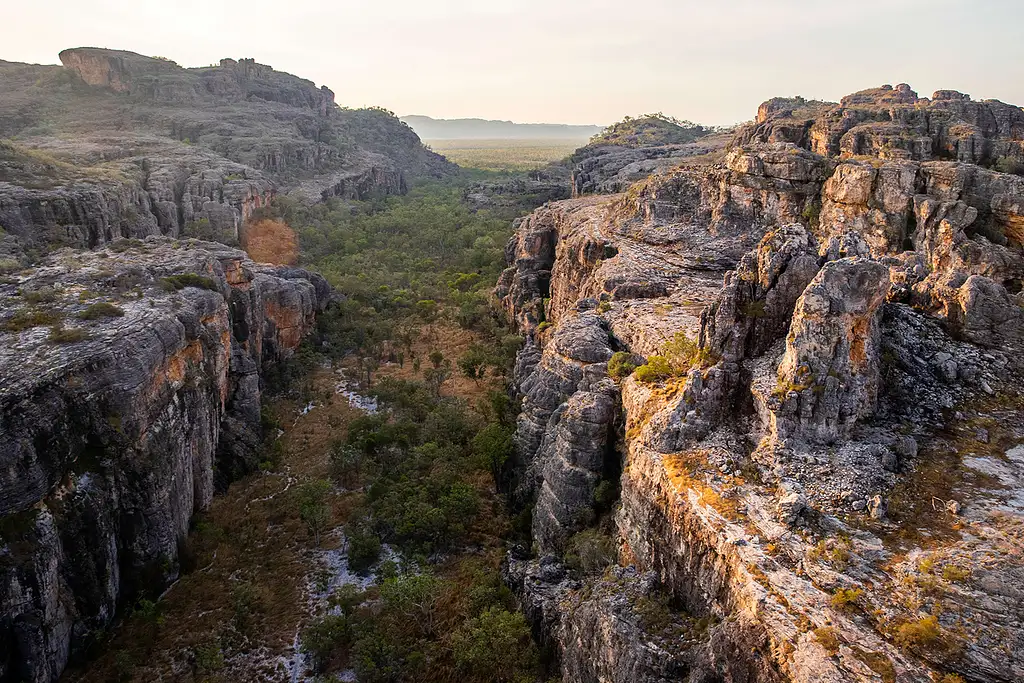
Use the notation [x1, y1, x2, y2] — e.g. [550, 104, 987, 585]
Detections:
[6, 0, 1024, 126]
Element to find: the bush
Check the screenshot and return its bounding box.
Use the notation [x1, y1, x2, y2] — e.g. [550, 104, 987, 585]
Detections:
[193, 639, 224, 673]
[593, 480, 618, 509]
[160, 273, 219, 292]
[829, 587, 863, 611]
[2, 308, 62, 332]
[451, 607, 538, 683]
[802, 201, 821, 228]
[23, 286, 57, 304]
[564, 529, 617, 575]
[47, 324, 90, 344]
[458, 344, 492, 382]
[813, 626, 840, 655]
[537, 321, 552, 333]
[299, 480, 332, 546]
[634, 355, 673, 383]
[472, 423, 514, 481]
[330, 442, 364, 488]
[941, 564, 971, 583]
[302, 614, 350, 672]
[994, 156, 1024, 176]
[894, 615, 941, 650]
[347, 527, 382, 572]
[607, 351, 640, 379]
[78, 302, 125, 320]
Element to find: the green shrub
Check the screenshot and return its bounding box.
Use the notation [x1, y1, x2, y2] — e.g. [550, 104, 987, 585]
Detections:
[593, 480, 618, 509]
[2, 308, 62, 332]
[597, 300, 612, 313]
[451, 607, 538, 683]
[634, 355, 673, 383]
[607, 351, 640, 379]
[830, 587, 863, 611]
[802, 201, 821, 228]
[537, 321, 552, 333]
[813, 626, 840, 655]
[160, 273, 219, 292]
[78, 302, 125, 320]
[941, 564, 971, 583]
[22, 287, 57, 304]
[347, 527, 382, 572]
[329, 442, 364, 488]
[47, 325, 90, 344]
[193, 639, 224, 673]
[299, 480, 332, 546]
[108, 239, 145, 253]
[564, 529, 617, 575]
[301, 614, 350, 672]
[994, 156, 1024, 176]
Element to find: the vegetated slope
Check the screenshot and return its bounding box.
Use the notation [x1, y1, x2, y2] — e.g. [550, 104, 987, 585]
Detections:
[0, 48, 452, 255]
[57, 177, 548, 683]
[498, 84, 1024, 683]
[402, 115, 602, 141]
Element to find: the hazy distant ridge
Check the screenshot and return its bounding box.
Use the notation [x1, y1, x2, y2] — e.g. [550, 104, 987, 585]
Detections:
[401, 115, 603, 140]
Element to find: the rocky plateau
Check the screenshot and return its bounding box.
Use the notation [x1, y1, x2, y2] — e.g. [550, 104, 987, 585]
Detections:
[498, 85, 1024, 683]
[0, 48, 451, 259]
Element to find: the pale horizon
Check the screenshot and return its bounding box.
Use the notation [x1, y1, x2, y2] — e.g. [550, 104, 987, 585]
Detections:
[7, 0, 1024, 126]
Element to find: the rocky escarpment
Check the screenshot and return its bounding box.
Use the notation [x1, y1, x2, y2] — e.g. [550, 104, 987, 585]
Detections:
[739, 84, 1024, 165]
[0, 49, 452, 256]
[0, 238, 328, 683]
[569, 120, 732, 198]
[499, 86, 1024, 683]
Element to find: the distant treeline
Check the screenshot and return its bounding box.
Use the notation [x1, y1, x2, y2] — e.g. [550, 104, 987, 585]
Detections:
[401, 115, 603, 141]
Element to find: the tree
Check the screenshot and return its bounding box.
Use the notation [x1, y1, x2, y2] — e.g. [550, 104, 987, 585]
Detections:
[451, 607, 538, 683]
[299, 480, 332, 546]
[424, 364, 452, 397]
[473, 423, 514, 484]
[329, 442, 363, 488]
[458, 344, 491, 383]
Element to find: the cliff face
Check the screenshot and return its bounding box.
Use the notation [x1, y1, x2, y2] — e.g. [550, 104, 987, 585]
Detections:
[739, 84, 1024, 165]
[0, 238, 328, 683]
[499, 86, 1024, 683]
[0, 48, 452, 255]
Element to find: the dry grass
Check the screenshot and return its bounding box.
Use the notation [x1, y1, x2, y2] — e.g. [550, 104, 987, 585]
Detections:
[241, 219, 299, 266]
[662, 449, 743, 520]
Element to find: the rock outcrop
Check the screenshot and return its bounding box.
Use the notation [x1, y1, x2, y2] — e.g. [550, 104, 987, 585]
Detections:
[499, 86, 1024, 683]
[0, 49, 452, 254]
[740, 84, 1024, 165]
[0, 238, 328, 683]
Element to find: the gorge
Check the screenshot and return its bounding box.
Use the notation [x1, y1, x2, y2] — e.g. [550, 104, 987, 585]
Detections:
[1, 46, 1023, 683]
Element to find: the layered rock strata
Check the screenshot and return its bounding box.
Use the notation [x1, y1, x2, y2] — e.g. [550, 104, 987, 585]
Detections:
[0, 48, 451, 254]
[499, 86, 1024, 683]
[0, 238, 328, 683]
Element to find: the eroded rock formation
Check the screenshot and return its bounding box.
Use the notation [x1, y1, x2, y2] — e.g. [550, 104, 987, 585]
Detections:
[0, 48, 452, 256]
[0, 238, 328, 683]
[500, 86, 1024, 683]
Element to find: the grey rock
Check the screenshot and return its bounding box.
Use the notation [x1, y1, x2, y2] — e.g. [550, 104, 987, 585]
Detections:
[0, 238, 327, 682]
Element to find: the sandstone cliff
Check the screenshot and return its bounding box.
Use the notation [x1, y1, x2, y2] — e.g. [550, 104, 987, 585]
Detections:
[0, 238, 328, 683]
[499, 86, 1024, 683]
[0, 49, 452, 256]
